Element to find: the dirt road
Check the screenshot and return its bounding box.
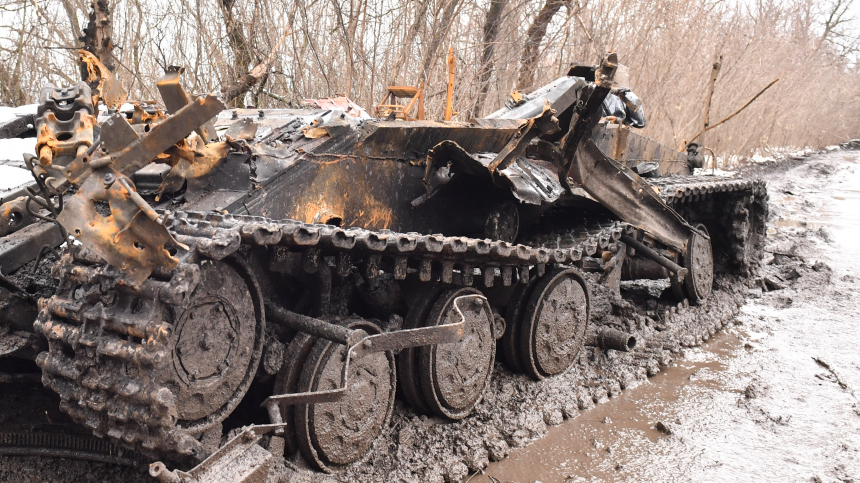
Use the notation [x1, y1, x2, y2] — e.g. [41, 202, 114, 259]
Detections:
[479, 147, 860, 482]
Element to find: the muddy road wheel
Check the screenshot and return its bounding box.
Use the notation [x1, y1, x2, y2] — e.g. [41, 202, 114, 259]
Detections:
[35, 253, 265, 461]
[295, 319, 396, 472]
[501, 275, 539, 373]
[417, 287, 496, 419]
[397, 287, 445, 414]
[518, 267, 590, 380]
[673, 224, 714, 304]
[165, 258, 266, 431]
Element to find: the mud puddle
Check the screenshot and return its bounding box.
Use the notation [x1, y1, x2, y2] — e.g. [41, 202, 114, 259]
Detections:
[476, 330, 745, 482]
[479, 149, 860, 482]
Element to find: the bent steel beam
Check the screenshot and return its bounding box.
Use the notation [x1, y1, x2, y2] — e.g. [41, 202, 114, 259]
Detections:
[570, 139, 693, 251]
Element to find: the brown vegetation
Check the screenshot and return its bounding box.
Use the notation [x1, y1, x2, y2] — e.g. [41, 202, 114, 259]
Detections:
[0, 0, 858, 158]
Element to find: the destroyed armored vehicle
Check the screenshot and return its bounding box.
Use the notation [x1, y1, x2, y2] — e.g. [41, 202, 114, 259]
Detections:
[0, 53, 766, 476]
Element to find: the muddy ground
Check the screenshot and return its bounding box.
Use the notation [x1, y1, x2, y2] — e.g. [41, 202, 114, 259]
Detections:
[1, 146, 858, 482]
[478, 146, 860, 482]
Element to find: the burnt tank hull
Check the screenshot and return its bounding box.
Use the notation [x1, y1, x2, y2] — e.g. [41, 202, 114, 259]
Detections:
[2, 58, 768, 478]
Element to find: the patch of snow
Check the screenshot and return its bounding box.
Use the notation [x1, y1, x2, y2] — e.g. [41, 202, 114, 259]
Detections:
[0, 164, 33, 191]
[0, 137, 37, 163]
[0, 104, 37, 124]
[694, 167, 737, 177]
[701, 145, 836, 175]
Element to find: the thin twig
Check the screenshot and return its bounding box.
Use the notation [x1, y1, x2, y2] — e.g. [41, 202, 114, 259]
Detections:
[689, 78, 779, 144]
[262, 89, 291, 104]
[813, 357, 854, 395]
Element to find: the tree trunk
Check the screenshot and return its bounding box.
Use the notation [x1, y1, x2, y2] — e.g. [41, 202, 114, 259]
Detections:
[471, 0, 508, 118]
[417, 0, 461, 85]
[516, 0, 566, 91]
[222, 29, 293, 103]
[220, 0, 254, 78]
[60, 0, 83, 47]
[387, 0, 431, 87]
[80, 0, 116, 77]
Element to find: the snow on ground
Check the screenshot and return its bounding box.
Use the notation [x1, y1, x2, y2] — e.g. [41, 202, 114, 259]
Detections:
[0, 137, 37, 161]
[0, 135, 37, 192]
[0, 104, 37, 124]
[0, 164, 35, 192]
[0, 104, 38, 191]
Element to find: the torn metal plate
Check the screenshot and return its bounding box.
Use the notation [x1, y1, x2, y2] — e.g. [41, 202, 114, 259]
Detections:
[57, 170, 180, 283]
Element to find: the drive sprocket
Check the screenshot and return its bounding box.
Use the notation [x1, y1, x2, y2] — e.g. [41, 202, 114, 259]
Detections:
[34, 249, 265, 463]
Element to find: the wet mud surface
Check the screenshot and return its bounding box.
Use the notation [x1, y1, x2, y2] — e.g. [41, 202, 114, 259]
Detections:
[1, 147, 858, 482]
[478, 148, 860, 482]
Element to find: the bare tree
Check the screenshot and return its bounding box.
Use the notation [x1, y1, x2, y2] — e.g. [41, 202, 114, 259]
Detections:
[80, 0, 116, 73]
[0, 0, 858, 158]
[516, 0, 567, 91]
[471, 0, 508, 117]
[817, 0, 859, 57]
[219, 0, 254, 78]
[417, 0, 461, 84]
[60, 0, 84, 47]
[388, 0, 431, 87]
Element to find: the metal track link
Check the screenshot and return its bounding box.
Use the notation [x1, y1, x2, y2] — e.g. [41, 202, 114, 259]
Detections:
[654, 177, 767, 205]
[519, 220, 625, 257]
[35, 250, 204, 461]
[169, 212, 630, 285]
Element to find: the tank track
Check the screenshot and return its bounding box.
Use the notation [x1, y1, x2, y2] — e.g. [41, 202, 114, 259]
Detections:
[34, 176, 767, 465]
[656, 177, 768, 274]
[34, 249, 204, 459]
[34, 211, 628, 463]
[0, 431, 137, 466]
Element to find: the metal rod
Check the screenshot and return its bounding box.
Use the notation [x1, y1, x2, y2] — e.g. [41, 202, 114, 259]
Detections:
[265, 302, 356, 345]
[620, 234, 685, 275]
[585, 327, 636, 352]
[118, 177, 163, 225]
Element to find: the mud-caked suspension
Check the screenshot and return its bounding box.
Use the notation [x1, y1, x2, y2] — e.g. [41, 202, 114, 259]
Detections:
[35, 211, 626, 467]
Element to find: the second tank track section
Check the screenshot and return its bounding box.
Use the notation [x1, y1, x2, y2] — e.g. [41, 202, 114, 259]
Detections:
[33, 175, 767, 465]
[657, 177, 768, 274]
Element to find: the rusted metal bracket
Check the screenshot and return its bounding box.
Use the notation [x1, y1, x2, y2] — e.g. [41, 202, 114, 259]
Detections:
[57, 168, 184, 284]
[63, 95, 226, 188]
[486, 99, 560, 174]
[560, 52, 617, 190]
[157, 67, 218, 142]
[53, 94, 224, 282]
[261, 294, 476, 408]
[150, 425, 275, 483]
[570, 139, 694, 251]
